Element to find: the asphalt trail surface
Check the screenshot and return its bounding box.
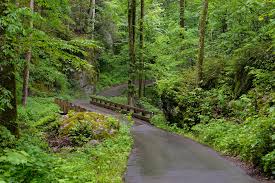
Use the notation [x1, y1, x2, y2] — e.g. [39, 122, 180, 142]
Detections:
[125, 122, 259, 183]
[98, 80, 154, 97]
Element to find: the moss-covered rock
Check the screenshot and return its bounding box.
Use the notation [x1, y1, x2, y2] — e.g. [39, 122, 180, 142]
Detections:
[59, 111, 120, 146]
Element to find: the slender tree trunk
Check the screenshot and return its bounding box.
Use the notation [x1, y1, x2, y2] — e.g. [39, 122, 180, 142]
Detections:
[0, 0, 18, 135]
[91, 0, 97, 94]
[138, 0, 145, 98]
[91, 0, 95, 37]
[197, 0, 208, 87]
[128, 0, 136, 106]
[87, 0, 96, 35]
[179, 0, 185, 29]
[22, 0, 34, 106]
[87, 0, 97, 94]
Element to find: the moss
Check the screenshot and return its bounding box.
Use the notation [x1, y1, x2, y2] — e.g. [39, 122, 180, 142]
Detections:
[59, 111, 120, 146]
[34, 114, 59, 127]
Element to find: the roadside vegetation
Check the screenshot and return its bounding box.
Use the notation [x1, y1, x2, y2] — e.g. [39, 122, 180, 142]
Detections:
[0, 97, 133, 182]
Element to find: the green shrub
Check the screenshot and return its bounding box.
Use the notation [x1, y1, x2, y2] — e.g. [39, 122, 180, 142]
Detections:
[151, 113, 188, 135]
[18, 97, 59, 124]
[0, 126, 16, 150]
[109, 96, 128, 105]
[160, 86, 232, 128]
[192, 115, 275, 174]
[262, 150, 275, 176]
[138, 98, 161, 114]
[0, 148, 60, 183]
[151, 113, 168, 129]
[0, 87, 12, 112]
[238, 117, 274, 164]
[0, 128, 61, 183]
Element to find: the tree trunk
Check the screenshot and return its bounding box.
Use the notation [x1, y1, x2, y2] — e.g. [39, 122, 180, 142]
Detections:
[87, 0, 97, 94]
[87, 0, 96, 35]
[91, 0, 95, 36]
[128, 0, 136, 106]
[0, 0, 19, 135]
[22, 0, 34, 106]
[91, 0, 97, 94]
[197, 0, 208, 87]
[138, 0, 145, 98]
[179, 0, 185, 29]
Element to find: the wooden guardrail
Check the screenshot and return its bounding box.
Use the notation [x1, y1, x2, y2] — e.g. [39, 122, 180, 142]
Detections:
[90, 96, 154, 122]
[54, 98, 154, 123]
[54, 98, 88, 114]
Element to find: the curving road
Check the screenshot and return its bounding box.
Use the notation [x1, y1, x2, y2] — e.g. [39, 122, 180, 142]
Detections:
[98, 80, 155, 97]
[75, 82, 259, 183]
[125, 122, 259, 183]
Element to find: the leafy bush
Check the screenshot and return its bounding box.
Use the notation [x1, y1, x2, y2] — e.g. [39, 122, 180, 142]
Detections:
[108, 96, 128, 105]
[192, 115, 275, 175]
[0, 126, 16, 150]
[160, 86, 232, 128]
[150, 113, 188, 135]
[138, 97, 161, 114]
[0, 87, 12, 112]
[0, 148, 60, 183]
[262, 150, 275, 176]
[17, 97, 59, 124]
[0, 127, 61, 183]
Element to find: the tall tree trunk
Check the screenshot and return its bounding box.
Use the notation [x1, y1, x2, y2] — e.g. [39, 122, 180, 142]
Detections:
[179, 0, 185, 29]
[87, 0, 97, 94]
[87, 0, 96, 36]
[22, 0, 34, 106]
[128, 0, 136, 106]
[0, 0, 19, 135]
[197, 0, 208, 87]
[138, 0, 145, 98]
[91, 0, 95, 37]
[91, 0, 97, 94]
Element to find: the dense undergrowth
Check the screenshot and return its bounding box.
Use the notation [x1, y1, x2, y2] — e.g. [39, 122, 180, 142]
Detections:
[0, 97, 133, 183]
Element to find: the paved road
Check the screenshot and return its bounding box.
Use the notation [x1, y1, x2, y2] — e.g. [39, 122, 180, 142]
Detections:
[125, 123, 259, 183]
[74, 101, 259, 183]
[98, 80, 155, 97]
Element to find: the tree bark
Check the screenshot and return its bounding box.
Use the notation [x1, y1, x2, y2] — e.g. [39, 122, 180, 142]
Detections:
[179, 0, 185, 29]
[138, 0, 145, 98]
[128, 0, 136, 106]
[87, 0, 97, 94]
[22, 0, 34, 106]
[87, 0, 96, 35]
[91, 0, 97, 94]
[91, 0, 95, 36]
[0, 0, 19, 135]
[197, 0, 208, 87]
